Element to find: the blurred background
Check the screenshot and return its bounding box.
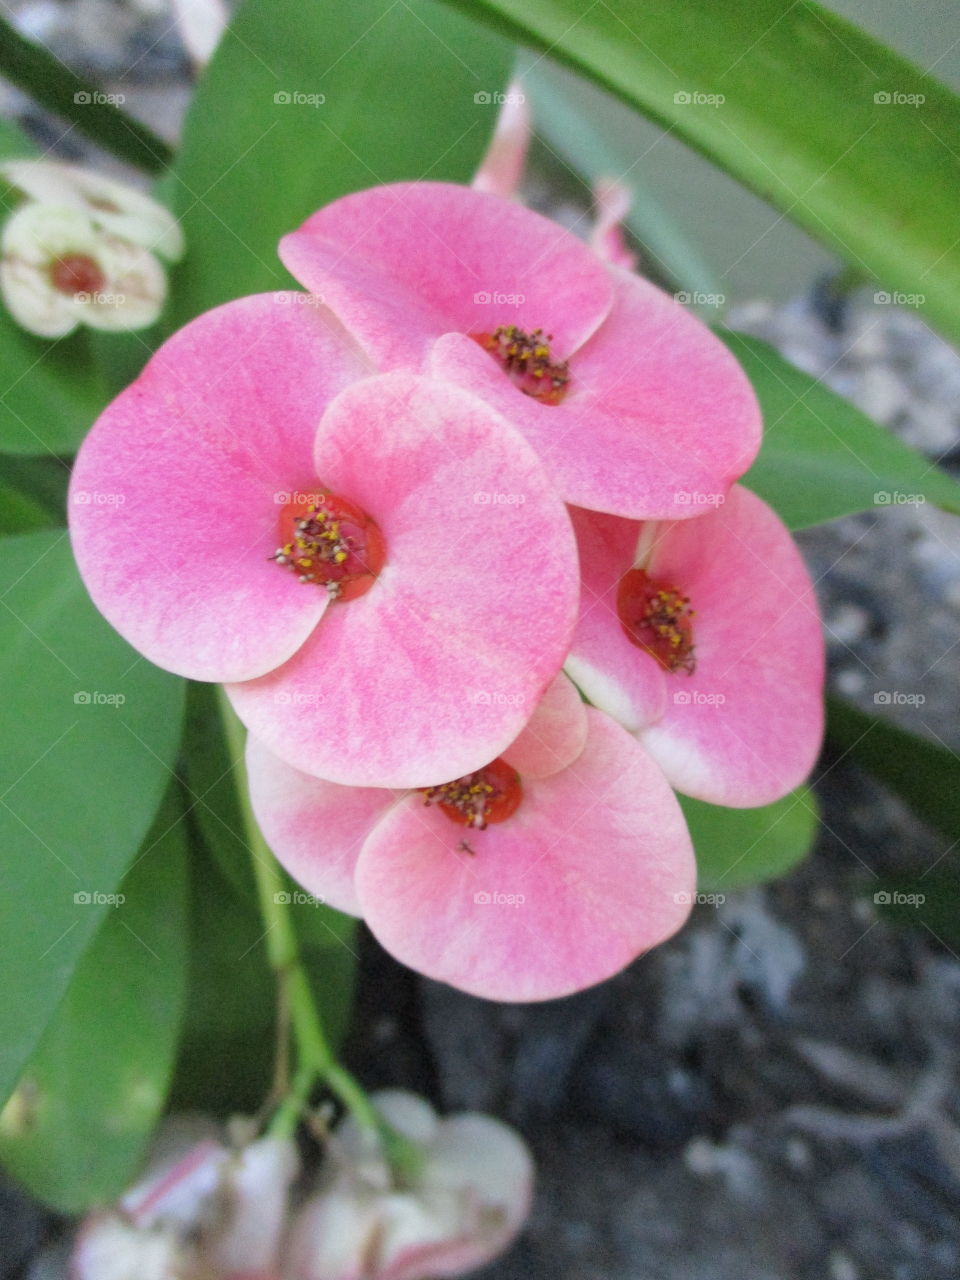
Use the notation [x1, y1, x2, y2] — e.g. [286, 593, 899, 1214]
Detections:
[2, 2, 959, 1278]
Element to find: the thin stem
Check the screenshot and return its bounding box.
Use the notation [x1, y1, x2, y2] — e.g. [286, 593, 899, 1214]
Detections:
[216, 688, 386, 1140]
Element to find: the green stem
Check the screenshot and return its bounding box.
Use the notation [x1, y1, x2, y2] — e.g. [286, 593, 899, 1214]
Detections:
[216, 688, 391, 1143]
[0, 14, 172, 173]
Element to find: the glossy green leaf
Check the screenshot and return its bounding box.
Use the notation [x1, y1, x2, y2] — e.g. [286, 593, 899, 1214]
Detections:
[683, 786, 820, 891]
[826, 695, 960, 841]
[447, 0, 960, 345]
[170, 840, 356, 1116]
[0, 320, 107, 456]
[169, 0, 512, 325]
[727, 333, 960, 528]
[0, 532, 185, 1104]
[0, 787, 189, 1212]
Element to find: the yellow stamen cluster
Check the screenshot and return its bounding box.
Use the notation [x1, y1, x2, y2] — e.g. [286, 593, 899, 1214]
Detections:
[272, 504, 350, 592]
[422, 775, 496, 829]
[643, 588, 696, 673]
[483, 325, 570, 402]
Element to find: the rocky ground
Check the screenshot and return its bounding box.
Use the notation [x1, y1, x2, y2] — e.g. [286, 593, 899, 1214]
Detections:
[2, 3, 960, 1276]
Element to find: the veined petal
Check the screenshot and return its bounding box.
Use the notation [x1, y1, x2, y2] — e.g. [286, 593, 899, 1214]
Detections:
[354, 708, 695, 1001]
[69, 293, 370, 681]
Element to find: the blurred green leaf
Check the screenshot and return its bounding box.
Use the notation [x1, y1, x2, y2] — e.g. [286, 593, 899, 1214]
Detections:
[826, 695, 960, 841]
[170, 839, 356, 1115]
[727, 333, 960, 528]
[0, 312, 108, 457]
[0, 13, 171, 172]
[0, 532, 185, 1105]
[0, 787, 188, 1212]
[521, 60, 722, 299]
[448, 0, 960, 345]
[683, 786, 820, 891]
[168, 0, 512, 324]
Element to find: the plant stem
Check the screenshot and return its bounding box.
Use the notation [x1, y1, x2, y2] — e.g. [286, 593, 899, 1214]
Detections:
[216, 688, 384, 1139]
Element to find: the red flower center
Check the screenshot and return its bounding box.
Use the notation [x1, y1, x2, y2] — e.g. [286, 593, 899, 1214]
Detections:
[617, 568, 696, 674]
[271, 491, 385, 601]
[472, 325, 570, 404]
[48, 254, 106, 297]
[421, 758, 523, 830]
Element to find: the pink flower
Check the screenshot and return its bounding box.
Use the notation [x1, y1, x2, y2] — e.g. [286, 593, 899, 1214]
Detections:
[247, 675, 695, 1001]
[565, 484, 825, 806]
[283, 1090, 533, 1280]
[71, 1119, 298, 1280]
[588, 178, 638, 271]
[470, 82, 531, 201]
[278, 182, 762, 520]
[68, 294, 578, 787]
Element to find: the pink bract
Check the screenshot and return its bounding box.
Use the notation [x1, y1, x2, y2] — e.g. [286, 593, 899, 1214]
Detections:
[247, 679, 695, 1002]
[566, 484, 825, 807]
[69, 294, 579, 789]
[279, 182, 762, 519]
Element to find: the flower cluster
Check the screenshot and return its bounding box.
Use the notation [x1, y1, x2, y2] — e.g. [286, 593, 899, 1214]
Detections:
[70, 1094, 533, 1280]
[69, 174, 824, 1001]
[0, 160, 182, 336]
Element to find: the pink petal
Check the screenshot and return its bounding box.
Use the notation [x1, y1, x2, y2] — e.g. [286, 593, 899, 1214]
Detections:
[588, 179, 637, 271]
[639, 485, 825, 805]
[429, 263, 760, 518]
[228, 373, 579, 789]
[564, 506, 667, 731]
[69, 293, 370, 681]
[354, 708, 695, 1001]
[245, 733, 397, 915]
[501, 671, 587, 779]
[279, 182, 613, 369]
[471, 82, 531, 200]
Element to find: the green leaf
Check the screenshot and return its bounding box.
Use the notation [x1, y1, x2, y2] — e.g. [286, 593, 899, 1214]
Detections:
[0, 532, 185, 1105]
[170, 840, 356, 1115]
[0, 786, 189, 1212]
[0, 320, 108, 456]
[682, 786, 820, 891]
[446, 0, 960, 346]
[726, 333, 960, 528]
[826, 695, 960, 841]
[521, 60, 722, 299]
[168, 0, 512, 324]
[0, 12, 171, 173]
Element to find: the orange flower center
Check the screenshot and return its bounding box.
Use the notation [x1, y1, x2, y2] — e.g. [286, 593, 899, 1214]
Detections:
[271, 491, 385, 601]
[472, 325, 570, 404]
[617, 568, 696, 674]
[421, 758, 523, 830]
